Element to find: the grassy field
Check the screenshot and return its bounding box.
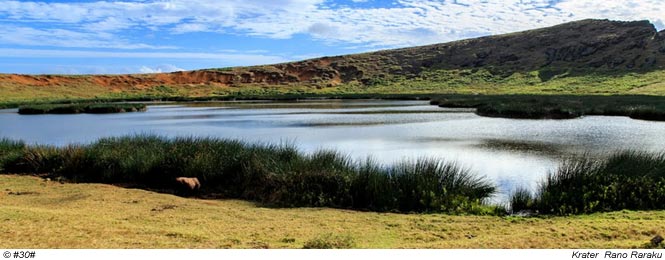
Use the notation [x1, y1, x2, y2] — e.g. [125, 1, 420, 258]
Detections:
[1, 174, 664, 249]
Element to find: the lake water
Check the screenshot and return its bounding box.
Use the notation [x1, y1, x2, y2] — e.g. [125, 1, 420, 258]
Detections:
[3, 100, 665, 201]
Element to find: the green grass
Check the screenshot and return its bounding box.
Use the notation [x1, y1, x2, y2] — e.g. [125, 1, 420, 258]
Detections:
[510, 151, 665, 215]
[431, 94, 665, 120]
[308, 68, 665, 96]
[337, 68, 665, 95]
[2, 174, 664, 248]
[0, 135, 497, 214]
[18, 103, 147, 114]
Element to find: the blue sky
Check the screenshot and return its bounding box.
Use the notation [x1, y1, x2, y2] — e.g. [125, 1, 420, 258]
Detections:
[0, 0, 663, 75]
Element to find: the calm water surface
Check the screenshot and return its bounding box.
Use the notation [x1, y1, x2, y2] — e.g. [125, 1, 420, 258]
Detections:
[3, 100, 665, 201]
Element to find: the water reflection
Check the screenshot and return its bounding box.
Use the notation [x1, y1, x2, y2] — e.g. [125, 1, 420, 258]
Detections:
[2, 100, 665, 202]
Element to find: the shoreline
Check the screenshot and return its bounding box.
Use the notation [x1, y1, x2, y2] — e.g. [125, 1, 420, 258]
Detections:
[5, 94, 665, 121]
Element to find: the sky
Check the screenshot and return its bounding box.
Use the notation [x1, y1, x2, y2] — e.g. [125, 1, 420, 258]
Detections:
[0, 0, 663, 75]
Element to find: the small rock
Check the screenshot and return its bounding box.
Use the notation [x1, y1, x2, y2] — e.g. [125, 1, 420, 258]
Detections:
[651, 235, 664, 246]
[175, 177, 201, 190]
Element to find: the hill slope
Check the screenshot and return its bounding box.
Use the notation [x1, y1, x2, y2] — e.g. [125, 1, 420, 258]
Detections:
[2, 19, 665, 103]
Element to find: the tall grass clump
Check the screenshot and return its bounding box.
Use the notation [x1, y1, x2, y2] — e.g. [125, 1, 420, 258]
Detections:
[346, 158, 497, 213]
[268, 150, 357, 208]
[509, 186, 535, 213]
[0, 138, 25, 172]
[0, 135, 496, 214]
[517, 151, 665, 215]
[387, 159, 495, 213]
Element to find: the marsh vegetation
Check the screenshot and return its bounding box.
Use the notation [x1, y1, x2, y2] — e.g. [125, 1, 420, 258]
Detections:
[0, 135, 497, 214]
[510, 151, 665, 215]
[431, 95, 665, 121]
[17, 103, 147, 114]
[3, 135, 665, 216]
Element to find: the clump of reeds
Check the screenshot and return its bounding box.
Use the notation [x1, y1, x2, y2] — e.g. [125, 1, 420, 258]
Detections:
[510, 151, 665, 215]
[509, 186, 535, 213]
[0, 135, 496, 214]
[0, 138, 25, 172]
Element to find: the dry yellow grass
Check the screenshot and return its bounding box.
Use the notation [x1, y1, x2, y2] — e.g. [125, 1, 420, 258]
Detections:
[1, 175, 663, 249]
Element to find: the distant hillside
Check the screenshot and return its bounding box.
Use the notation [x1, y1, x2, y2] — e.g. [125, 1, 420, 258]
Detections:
[2, 19, 665, 103]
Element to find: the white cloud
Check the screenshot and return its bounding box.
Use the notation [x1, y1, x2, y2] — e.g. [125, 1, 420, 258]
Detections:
[0, 0, 663, 50]
[139, 64, 185, 73]
[0, 26, 173, 49]
[0, 48, 290, 65]
[172, 23, 211, 34]
[84, 17, 132, 32]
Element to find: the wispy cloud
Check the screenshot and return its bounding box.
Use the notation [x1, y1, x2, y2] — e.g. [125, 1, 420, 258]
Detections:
[0, 48, 290, 65]
[0, 26, 173, 49]
[139, 64, 185, 74]
[0, 63, 186, 75]
[0, 0, 663, 49]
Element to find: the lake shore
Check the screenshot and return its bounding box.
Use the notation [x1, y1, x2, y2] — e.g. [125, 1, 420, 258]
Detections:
[430, 95, 665, 121]
[5, 94, 665, 121]
[0, 93, 434, 110]
[18, 103, 147, 114]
